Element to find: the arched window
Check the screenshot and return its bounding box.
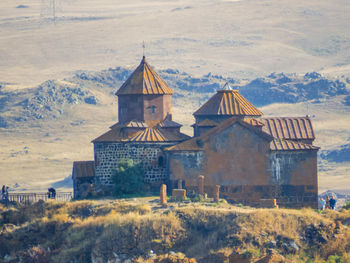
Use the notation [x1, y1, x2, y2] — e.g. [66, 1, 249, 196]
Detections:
[158, 156, 164, 167]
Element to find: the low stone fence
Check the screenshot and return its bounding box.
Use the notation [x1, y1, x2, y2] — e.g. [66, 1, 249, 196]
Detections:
[6, 192, 72, 203]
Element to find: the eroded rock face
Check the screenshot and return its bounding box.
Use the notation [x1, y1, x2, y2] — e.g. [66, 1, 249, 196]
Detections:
[321, 144, 350, 163]
[304, 223, 333, 246]
[343, 95, 350, 106]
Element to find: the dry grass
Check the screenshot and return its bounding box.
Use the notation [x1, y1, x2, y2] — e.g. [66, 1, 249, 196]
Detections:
[235, 208, 332, 240]
[0, 200, 350, 262]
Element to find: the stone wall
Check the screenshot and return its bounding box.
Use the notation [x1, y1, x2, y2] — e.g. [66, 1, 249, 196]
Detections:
[167, 151, 204, 186]
[118, 94, 172, 123]
[167, 122, 318, 208]
[94, 142, 174, 189]
[269, 151, 318, 186]
[268, 150, 318, 208]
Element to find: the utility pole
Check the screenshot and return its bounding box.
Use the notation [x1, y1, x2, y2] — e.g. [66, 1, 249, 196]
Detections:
[51, 0, 56, 24]
[40, 0, 60, 26]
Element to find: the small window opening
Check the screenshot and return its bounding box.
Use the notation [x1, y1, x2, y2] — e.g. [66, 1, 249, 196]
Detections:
[158, 156, 164, 167]
[151, 105, 156, 114]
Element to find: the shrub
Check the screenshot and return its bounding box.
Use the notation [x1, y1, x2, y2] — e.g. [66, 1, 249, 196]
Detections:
[112, 159, 144, 197]
[343, 201, 350, 210]
[327, 254, 342, 263]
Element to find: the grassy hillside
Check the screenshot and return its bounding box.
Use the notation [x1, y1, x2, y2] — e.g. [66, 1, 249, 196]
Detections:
[0, 198, 349, 262]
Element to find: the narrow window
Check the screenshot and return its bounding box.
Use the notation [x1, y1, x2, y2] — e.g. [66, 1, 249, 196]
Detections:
[151, 105, 156, 114]
[158, 156, 164, 167]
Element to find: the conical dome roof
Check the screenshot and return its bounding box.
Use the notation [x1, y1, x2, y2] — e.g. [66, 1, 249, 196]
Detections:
[116, 56, 173, 95]
[193, 87, 263, 117]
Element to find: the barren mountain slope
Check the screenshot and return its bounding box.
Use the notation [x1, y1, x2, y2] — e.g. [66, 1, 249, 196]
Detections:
[1, 68, 350, 193]
[1, 0, 350, 86]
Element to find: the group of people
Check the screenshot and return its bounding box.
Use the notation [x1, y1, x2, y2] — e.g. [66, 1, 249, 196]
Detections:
[1, 185, 9, 201]
[319, 195, 337, 210]
[47, 187, 56, 199]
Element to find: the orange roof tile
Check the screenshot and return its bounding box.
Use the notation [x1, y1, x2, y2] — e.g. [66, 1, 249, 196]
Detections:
[159, 129, 191, 141]
[157, 119, 182, 128]
[243, 117, 264, 127]
[166, 117, 272, 151]
[261, 117, 315, 140]
[129, 128, 166, 142]
[116, 56, 173, 95]
[270, 139, 319, 151]
[110, 121, 149, 129]
[166, 116, 318, 152]
[92, 127, 136, 142]
[165, 137, 203, 151]
[72, 161, 95, 178]
[93, 126, 189, 143]
[194, 90, 263, 117]
[129, 128, 190, 142]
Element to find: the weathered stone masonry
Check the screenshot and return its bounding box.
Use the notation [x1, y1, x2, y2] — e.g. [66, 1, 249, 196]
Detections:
[72, 57, 319, 209]
[94, 142, 174, 186]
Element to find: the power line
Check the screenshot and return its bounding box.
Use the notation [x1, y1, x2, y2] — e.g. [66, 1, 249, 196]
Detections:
[40, 0, 62, 26]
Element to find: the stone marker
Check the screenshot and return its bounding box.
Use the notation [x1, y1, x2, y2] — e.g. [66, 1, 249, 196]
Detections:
[172, 189, 186, 201]
[214, 185, 220, 202]
[259, 199, 278, 208]
[160, 184, 167, 206]
[198, 175, 204, 195]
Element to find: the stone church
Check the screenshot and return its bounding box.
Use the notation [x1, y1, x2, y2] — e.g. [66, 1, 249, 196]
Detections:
[72, 56, 319, 208]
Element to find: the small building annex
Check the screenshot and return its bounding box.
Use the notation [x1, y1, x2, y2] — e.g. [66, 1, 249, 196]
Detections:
[72, 57, 319, 208]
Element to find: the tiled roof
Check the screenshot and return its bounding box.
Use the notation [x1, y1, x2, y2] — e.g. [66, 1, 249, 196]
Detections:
[129, 128, 190, 142]
[72, 161, 95, 178]
[243, 117, 264, 127]
[116, 56, 173, 95]
[110, 121, 149, 129]
[129, 128, 166, 142]
[92, 127, 136, 142]
[166, 117, 272, 152]
[194, 89, 263, 117]
[270, 139, 319, 151]
[160, 129, 191, 141]
[93, 126, 189, 143]
[157, 119, 182, 128]
[165, 137, 203, 151]
[261, 117, 315, 140]
[166, 116, 318, 152]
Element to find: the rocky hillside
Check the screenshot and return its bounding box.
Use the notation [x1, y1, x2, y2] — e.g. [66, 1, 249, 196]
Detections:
[1, 68, 349, 128]
[0, 199, 349, 263]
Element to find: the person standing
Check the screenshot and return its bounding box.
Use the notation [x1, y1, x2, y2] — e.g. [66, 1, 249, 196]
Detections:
[1, 185, 5, 200]
[329, 196, 337, 210]
[325, 195, 330, 209]
[5, 186, 9, 201]
[319, 197, 326, 210]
